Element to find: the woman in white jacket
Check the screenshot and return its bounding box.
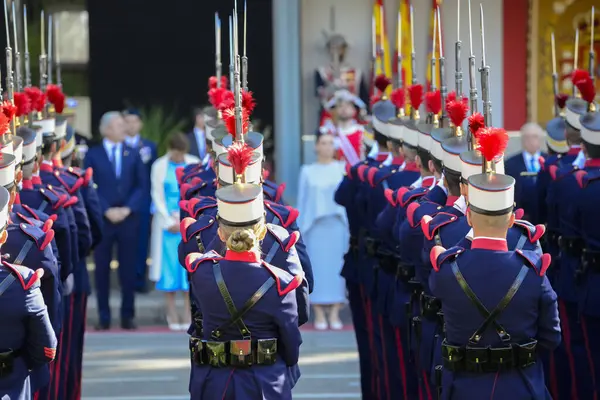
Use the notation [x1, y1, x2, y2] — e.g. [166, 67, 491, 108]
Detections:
[149, 132, 200, 330]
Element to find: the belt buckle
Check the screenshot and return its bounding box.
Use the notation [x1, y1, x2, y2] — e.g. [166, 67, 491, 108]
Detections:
[229, 340, 253, 367]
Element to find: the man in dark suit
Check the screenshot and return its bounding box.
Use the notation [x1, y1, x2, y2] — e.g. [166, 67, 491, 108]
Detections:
[122, 109, 158, 293]
[186, 106, 213, 162]
[505, 122, 547, 224]
[84, 111, 148, 330]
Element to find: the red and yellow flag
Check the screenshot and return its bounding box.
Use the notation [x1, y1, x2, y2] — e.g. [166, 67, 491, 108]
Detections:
[372, 0, 392, 96]
[425, 0, 444, 91]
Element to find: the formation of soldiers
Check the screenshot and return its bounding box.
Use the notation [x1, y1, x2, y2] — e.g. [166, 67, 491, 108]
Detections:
[0, 3, 101, 399]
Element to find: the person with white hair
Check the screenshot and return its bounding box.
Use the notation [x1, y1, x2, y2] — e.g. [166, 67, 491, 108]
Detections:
[84, 111, 149, 330]
[505, 122, 547, 223]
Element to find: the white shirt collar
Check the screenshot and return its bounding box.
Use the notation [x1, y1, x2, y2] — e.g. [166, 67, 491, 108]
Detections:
[523, 151, 540, 162]
[41, 160, 53, 167]
[382, 153, 394, 167]
[573, 149, 586, 168]
[472, 236, 507, 241]
[125, 134, 140, 147]
[103, 138, 122, 150]
[367, 142, 379, 159]
[411, 176, 423, 188]
[453, 195, 467, 214]
[465, 228, 474, 240]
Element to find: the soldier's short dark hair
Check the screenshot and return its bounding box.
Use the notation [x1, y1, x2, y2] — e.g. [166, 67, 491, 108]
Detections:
[417, 149, 433, 172]
[374, 129, 387, 147]
[584, 140, 600, 159]
[566, 125, 582, 145]
[167, 132, 189, 153]
[445, 171, 461, 196]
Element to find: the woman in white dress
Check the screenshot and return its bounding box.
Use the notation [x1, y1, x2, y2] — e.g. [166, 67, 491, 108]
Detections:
[297, 134, 349, 330]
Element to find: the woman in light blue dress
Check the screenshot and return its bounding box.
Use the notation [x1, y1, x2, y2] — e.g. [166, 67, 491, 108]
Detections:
[297, 133, 349, 330]
[149, 133, 200, 330]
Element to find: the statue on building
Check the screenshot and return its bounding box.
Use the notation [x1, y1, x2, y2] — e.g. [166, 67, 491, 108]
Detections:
[315, 8, 369, 131]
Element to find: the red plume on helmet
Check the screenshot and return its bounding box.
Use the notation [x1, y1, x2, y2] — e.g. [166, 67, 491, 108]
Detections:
[208, 76, 219, 89]
[13, 92, 31, 117]
[374, 74, 392, 93]
[407, 84, 424, 110]
[446, 91, 457, 105]
[0, 113, 9, 136]
[572, 69, 596, 104]
[370, 95, 381, 106]
[468, 112, 485, 140]
[24, 87, 46, 112]
[447, 100, 469, 128]
[227, 142, 254, 176]
[208, 88, 232, 110]
[242, 91, 256, 114]
[46, 84, 65, 114]
[477, 127, 509, 162]
[222, 107, 249, 139]
[425, 90, 442, 114]
[1, 101, 17, 121]
[390, 88, 405, 109]
[221, 76, 229, 90]
[555, 94, 568, 110]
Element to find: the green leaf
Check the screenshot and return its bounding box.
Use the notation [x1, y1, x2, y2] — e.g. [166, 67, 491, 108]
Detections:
[136, 105, 187, 156]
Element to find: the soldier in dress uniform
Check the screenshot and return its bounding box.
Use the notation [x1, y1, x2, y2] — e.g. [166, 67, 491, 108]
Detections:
[122, 108, 158, 293]
[0, 184, 57, 400]
[185, 155, 303, 400]
[571, 102, 600, 399]
[428, 128, 561, 399]
[548, 70, 596, 398]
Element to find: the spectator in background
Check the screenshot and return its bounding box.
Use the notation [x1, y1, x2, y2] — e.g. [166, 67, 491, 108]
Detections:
[505, 122, 547, 223]
[148, 133, 199, 330]
[122, 109, 158, 293]
[297, 133, 348, 330]
[186, 106, 211, 161]
[85, 111, 148, 330]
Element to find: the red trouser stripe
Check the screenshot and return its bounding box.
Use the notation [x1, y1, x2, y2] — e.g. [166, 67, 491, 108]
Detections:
[378, 315, 391, 398]
[581, 316, 598, 400]
[393, 327, 408, 399]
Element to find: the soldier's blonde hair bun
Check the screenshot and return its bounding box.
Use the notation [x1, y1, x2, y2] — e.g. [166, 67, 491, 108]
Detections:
[227, 229, 257, 253]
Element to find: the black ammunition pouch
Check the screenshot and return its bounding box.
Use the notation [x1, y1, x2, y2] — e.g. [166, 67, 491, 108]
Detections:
[365, 237, 379, 257]
[0, 349, 18, 377]
[581, 249, 600, 274]
[559, 236, 585, 258]
[349, 236, 359, 255]
[420, 294, 442, 321]
[441, 339, 537, 373]
[377, 252, 397, 274]
[189, 338, 278, 368]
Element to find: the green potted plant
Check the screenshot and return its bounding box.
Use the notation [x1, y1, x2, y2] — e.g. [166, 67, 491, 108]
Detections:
[136, 105, 187, 156]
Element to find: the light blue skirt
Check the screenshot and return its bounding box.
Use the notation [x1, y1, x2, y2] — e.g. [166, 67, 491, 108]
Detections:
[156, 231, 190, 292]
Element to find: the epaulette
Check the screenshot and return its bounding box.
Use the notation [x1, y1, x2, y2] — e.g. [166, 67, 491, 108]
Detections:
[512, 220, 545, 243]
[407, 201, 443, 228]
[421, 212, 461, 241]
[52, 169, 84, 195]
[263, 180, 286, 203]
[264, 201, 299, 228]
[176, 166, 186, 183]
[184, 250, 223, 273]
[357, 165, 370, 182]
[514, 208, 525, 220]
[1, 261, 44, 290]
[187, 197, 218, 218]
[16, 223, 55, 251]
[38, 186, 66, 210]
[260, 261, 304, 296]
[64, 166, 93, 187]
[368, 166, 397, 187]
[574, 169, 600, 189]
[45, 185, 78, 207]
[344, 163, 353, 179]
[266, 224, 301, 253]
[384, 188, 398, 206]
[430, 246, 465, 272]
[180, 177, 208, 200]
[549, 164, 578, 181]
[180, 216, 216, 244]
[398, 186, 429, 208]
[515, 249, 552, 277]
[15, 213, 53, 233]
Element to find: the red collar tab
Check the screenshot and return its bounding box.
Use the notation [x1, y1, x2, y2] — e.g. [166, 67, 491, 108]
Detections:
[422, 176, 436, 187]
[584, 159, 600, 168]
[31, 176, 42, 185]
[225, 250, 261, 263]
[404, 162, 419, 172]
[392, 156, 405, 166]
[376, 153, 390, 162]
[445, 195, 460, 206]
[567, 147, 581, 156]
[22, 179, 34, 190]
[40, 163, 54, 173]
[52, 159, 63, 168]
[14, 193, 20, 205]
[471, 238, 509, 251]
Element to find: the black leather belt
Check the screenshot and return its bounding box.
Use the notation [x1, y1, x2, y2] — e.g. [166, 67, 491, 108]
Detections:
[441, 339, 537, 373]
[0, 349, 21, 377]
[420, 294, 442, 320]
[190, 337, 278, 367]
[559, 236, 585, 257]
